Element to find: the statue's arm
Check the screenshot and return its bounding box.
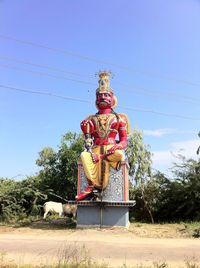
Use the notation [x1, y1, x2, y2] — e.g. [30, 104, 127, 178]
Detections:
[80, 116, 94, 134]
[106, 115, 128, 156]
[117, 121, 128, 149]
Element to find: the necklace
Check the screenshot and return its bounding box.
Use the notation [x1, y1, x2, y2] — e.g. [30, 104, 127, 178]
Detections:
[95, 113, 113, 139]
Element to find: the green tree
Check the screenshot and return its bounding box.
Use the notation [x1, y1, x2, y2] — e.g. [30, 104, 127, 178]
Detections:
[130, 171, 168, 223]
[0, 178, 21, 222]
[19, 176, 47, 216]
[171, 157, 200, 221]
[126, 128, 152, 184]
[0, 176, 46, 222]
[197, 131, 200, 155]
[151, 152, 200, 222]
[126, 128, 155, 222]
[36, 132, 84, 201]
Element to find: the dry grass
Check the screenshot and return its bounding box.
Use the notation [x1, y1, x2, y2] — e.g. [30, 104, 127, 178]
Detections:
[1, 219, 200, 239]
[128, 222, 200, 238]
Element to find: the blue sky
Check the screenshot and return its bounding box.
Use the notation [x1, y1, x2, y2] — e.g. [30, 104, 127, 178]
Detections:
[0, 0, 200, 179]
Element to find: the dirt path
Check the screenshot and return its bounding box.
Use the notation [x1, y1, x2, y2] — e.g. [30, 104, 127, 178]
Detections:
[0, 223, 200, 267]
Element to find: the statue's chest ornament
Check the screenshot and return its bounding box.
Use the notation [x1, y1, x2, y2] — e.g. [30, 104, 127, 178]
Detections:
[94, 114, 116, 138]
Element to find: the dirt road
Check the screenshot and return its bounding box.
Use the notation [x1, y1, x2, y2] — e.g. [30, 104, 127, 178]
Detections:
[0, 223, 200, 267]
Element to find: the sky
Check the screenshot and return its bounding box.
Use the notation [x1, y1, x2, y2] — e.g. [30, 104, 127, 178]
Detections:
[0, 0, 200, 179]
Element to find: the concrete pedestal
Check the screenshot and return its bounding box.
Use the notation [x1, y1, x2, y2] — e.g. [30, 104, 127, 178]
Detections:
[76, 201, 135, 228]
[73, 160, 136, 228]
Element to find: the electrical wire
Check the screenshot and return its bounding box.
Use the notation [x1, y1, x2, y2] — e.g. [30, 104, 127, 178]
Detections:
[116, 81, 200, 104]
[0, 55, 93, 78]
[0, 84, 91, 104]
[0, 63, 95, 86]
[0, 84, 200, 121]
[1, 62, 199, 105]
[0, 34, 200, 88]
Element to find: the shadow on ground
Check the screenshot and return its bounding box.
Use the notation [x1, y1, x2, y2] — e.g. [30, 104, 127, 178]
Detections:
[14, 218, 77, 230]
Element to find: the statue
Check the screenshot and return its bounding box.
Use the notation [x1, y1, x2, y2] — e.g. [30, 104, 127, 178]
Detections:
[75, 71, 130, 201]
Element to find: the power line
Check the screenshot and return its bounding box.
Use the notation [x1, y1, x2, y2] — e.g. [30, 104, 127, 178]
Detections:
[119, 105, 200, 121]
[0, 34, 200, 88]
[0, 84, 200, 121]
[1, 62, 200, 105]
[0, 64, 95, 86]
[0, 84, 91, 104]
[116, 81, 200, 104]
[0, 55, 93, 79]
[0, 55, 200, 102]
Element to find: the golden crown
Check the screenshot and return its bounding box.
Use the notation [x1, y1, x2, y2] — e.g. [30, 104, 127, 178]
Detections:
[96, 71, 113, 93]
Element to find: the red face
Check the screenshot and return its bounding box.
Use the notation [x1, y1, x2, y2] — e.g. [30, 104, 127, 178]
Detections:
[96, 92, 113, 110]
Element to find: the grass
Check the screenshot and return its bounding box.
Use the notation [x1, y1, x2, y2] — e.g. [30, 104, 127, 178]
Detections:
[179, 222, 200, 238]
[1, 215, 200, 238]
[1, 220, 200, 238]
[0, 215, 77, 230]
[1, 255, 200, 268]
[1, 245, 200, 268]
[128, 222, 200, 238]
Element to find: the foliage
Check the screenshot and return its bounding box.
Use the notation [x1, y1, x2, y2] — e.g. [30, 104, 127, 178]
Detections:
[128, 130, 200, 223]
[0, 132, 83, 223]
[154, 157, 200, 222]
[36, 132, 84, 201]
[129, 171, 168, 223]
[0, 176, 46, 222]
[130, 155, 200, 223]
[126, 128, 152, 185]
[126, 129, 155, 222]
[0, 178, 23, 222]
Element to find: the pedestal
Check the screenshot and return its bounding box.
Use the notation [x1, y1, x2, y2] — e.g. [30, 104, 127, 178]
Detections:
[76, 201, 135, 228]
[73, 160, 136, 228]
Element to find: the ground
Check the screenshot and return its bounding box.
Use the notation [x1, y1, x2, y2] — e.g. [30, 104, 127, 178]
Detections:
[0, 220, 200, 267]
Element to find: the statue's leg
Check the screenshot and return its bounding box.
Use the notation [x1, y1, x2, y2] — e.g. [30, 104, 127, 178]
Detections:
[76, 148, 123, 200]
[80, 151, 102, 188]
[76, 149, 103, 201]
[79, 147, 111, 186]
[96, 147, 124, 190]
[106, 149, 124, 170]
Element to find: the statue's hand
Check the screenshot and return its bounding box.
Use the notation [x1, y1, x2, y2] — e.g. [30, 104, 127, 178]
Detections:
[91, 153, 100, 163]
[106, 144, 122, 156]
[80, 119, 94, 134]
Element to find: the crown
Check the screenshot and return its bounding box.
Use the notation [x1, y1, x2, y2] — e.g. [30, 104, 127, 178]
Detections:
[96, 71, 113, 93]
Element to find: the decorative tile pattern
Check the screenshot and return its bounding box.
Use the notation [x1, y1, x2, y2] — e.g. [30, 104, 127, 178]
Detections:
[79, 167, 88, 192]
[78, 163, 128, 201]
[102, 168, 123, 201]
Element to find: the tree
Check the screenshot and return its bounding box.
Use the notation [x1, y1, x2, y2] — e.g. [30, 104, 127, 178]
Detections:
[126, 128, 155, 223]
[126, 128, 152, 184]
[150, 151, 200, 222]
[170, 156, 200, 221]
[0, 178, 21, 222]
[0, 176, 46, 222]
[36, 132, 84, 201]
[197, 131, 200, 155]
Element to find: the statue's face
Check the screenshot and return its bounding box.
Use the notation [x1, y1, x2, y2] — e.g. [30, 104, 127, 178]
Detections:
[96, 91, 113, 110]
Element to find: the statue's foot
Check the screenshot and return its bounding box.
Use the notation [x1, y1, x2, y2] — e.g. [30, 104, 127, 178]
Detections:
[75, 186, 94, 201]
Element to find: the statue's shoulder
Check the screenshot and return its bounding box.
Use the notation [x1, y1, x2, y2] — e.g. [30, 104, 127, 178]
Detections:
[118, 113, 131, 135]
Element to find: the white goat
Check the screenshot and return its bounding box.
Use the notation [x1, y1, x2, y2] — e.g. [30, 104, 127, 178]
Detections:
[43, 201, 63, 219]
[43, 201, 77, 219]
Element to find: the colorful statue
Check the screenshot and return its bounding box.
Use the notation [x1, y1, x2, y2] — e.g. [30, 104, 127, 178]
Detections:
[75, 71, 130, 201]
